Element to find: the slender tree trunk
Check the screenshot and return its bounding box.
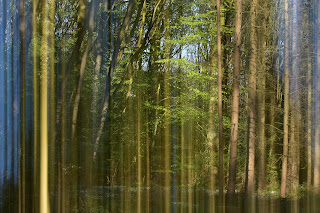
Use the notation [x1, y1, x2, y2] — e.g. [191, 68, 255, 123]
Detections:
[55, 0, 87, 144]
[307, 52, 312, 190]
[280, 0, 290, 198]
[257, 11, 266, 193]
[314, 0, 320, 192]
[164, 7, 171, 212]
[71, 1, 94, 140]
[268, 73, 278, 190]
[291, 0, 300, 197]
[93, 0, 137, 159]
[1, 0, 8, 210]
[136, 3, 147, 207]
[19, 0, 26, 211]
[92, 11, 103, 146]
[137, 71, 142, 213]
[180, 113, 186, 213]
[60, 32, 66, 213]
[146, 105, 150, 213]
[171, 48, 178, 213]
[227, 0, 242, 195]
[40, 0, 51, 211]
[217, 0, 224, 204]
[208, 18, 217, 213]
[188, 120, 194, 213]
[246, 0, 257, 194]
[32, 0, 39, 211]
[49, 0, 56, 209]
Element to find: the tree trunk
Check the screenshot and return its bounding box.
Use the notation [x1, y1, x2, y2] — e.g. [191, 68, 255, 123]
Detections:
[280, 0, 290, 198]
[40, 0, 51, 211]
[314, 0, 320, 192]
[71, 1, 94, 140]
[93, 0, 137, 159]
[217, 0, 224, 203]
[227, 0, 242, 195]
[60, 33, 67, 213]
[307, 52, 312, 190]
[208, 41, 217, 213]
[19, 0, 26, 211]
[136, 1, 146, 212]
[145, 106, 150, 213]
[188, 119, 194, 213]
[49, 0, 56, 209]
[291, 0, 300, 197]
[257, 9, 266, 193]
[164, 7, 171, 212]
[246, 0, 257, 194]
[32, 0, 39, 211]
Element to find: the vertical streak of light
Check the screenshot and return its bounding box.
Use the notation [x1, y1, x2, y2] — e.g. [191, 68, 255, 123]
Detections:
[49, 0, 56, 209]
[40, 0, 49, 211]
[32, 0, 39, 211]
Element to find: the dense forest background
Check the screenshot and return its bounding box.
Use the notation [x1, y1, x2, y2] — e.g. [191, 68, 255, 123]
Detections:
[1, 0, 320, 212]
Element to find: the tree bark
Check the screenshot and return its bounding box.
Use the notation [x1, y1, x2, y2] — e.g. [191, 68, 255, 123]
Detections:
[280, 0, 290, 197]
[217, 0, 224, 203]
[314, 0, 320, 192]
[227, 0, 242, 195]
[257, 8, 266, 193]
[291, 0, 300, 197]
[246, 0, 257, 194]
[208, 40, 216, 213]
[164, 6, 171, 212]
[307, 52, 312, 190]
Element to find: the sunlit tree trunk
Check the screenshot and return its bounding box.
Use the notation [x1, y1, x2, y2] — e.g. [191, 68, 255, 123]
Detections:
[314, 0, 320, 193]
[280, 0, 290, 198]
[246, 0, 257, 194]
[40, 0, 51, 211]
[208, 19, 217, 213]
[227, 0, 242, 195]
[291, 0, 300, 198]
[49, 0, 56, 209]
[32, 0, 39, 211]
